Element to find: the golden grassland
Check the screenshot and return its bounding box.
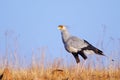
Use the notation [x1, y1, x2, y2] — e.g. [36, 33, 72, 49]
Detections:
[1, 66, 120, 80]
[0, 52, 120, 80]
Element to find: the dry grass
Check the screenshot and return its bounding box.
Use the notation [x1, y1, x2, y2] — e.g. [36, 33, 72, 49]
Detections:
[0, 47, 120, 80]
[0, 59, 120, 80]
[0, 30, 120, 80]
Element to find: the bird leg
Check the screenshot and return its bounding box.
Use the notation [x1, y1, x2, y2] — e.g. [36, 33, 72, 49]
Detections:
[78, 51, 87, 60]
[72, 53, 80, 63]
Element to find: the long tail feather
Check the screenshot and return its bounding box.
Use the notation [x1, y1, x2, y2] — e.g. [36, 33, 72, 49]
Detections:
[93, 48, 104, 55]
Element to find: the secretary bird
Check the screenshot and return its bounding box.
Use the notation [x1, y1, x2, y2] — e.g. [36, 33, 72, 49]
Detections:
[58, 25, 114, 63]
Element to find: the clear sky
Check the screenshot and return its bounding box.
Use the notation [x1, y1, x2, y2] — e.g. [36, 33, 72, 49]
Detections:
[0, 0, 120, 66]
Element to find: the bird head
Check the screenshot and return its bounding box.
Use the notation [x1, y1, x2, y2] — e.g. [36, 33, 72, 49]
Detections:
[58, 25, 67, 31]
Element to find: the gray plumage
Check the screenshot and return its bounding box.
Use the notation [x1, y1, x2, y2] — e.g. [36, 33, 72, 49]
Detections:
[58, 25, 105, 63]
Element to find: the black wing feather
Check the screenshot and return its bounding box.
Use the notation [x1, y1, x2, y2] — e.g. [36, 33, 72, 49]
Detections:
[83, 40, 104, 56]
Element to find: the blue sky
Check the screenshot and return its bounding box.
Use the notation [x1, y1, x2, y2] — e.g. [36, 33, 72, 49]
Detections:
[0, 0, 120, 66]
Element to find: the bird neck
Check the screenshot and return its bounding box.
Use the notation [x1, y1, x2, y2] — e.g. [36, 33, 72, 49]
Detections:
[61, 30, 71, 43]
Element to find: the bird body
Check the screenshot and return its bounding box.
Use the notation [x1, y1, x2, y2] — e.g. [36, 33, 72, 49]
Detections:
[65, 36, 88, 53]
[58, 25, 104, 63]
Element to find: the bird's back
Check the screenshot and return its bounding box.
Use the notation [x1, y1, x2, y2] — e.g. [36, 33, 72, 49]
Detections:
[66, 36, 88, 51]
